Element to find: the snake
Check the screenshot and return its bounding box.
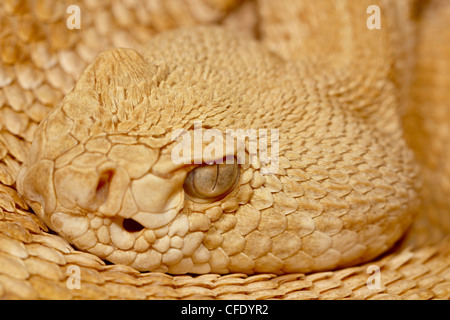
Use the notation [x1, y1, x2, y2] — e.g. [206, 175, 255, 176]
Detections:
[13, 0, 425, 275]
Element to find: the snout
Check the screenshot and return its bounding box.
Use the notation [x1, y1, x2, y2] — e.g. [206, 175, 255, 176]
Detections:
[53, 159, 130, 216]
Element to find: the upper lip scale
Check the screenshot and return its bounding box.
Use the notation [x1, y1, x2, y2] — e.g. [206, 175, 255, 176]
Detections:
[126, 191, 184, 229]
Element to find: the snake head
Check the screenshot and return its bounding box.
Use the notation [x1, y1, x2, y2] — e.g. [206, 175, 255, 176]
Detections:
[17, 27, 420, 274]
[16, 47, 257, 273]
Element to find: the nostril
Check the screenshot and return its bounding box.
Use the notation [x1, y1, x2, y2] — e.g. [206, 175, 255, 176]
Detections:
[96, 170, 114, 203]
[122, 218, 145, 232]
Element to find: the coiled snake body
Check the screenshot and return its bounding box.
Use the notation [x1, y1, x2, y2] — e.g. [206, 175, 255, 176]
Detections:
[16, 1, 422, 274]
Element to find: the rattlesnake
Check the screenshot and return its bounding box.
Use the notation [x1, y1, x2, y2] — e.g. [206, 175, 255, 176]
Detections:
[0, 0, 444, 295]
[14, 0, 423, 275]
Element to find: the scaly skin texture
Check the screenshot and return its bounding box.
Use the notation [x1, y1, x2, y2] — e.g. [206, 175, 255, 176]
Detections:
[15, 0, 421, 274]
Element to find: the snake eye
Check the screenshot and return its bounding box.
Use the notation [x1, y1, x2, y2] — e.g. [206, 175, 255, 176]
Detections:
[183, 157, 239, 202]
